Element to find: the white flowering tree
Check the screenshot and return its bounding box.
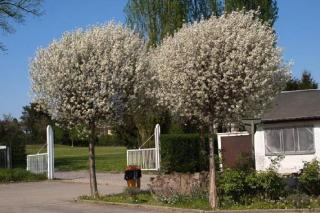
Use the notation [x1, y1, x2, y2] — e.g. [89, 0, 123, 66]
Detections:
[151, 11, 289, 208]
[30, 23, 148, 197]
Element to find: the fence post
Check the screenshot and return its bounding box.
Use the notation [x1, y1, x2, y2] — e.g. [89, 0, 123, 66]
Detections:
[6, 146, 11, 169]
[47, 125, 54, 180]
[154, 124, 161, 171]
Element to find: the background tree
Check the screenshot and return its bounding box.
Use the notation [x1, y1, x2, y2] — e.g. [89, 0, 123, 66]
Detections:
[285, 70, 318, 91]
[68, 124, 90, 147]
[125, 0, 219, 145]
[0, 0, 43, 51]
[225, 0, 278, 26]
[30, 23, 149, 197]
[125, 0, 278, 47]
[0, 114, 26, 167]
[151, 11, 289, 208]
[125, 0, 187, 47]
[20, 102, 51, 144]
[125, 0, 278, 143]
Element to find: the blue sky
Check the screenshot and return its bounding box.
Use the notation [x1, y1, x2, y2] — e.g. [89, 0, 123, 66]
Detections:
[0, 0, 319, 118]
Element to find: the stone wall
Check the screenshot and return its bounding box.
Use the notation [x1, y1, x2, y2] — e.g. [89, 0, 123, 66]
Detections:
[149, 172, 209, 196]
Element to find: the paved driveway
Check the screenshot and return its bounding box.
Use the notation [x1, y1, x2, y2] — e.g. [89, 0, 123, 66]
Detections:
[0, 171, 163, 213]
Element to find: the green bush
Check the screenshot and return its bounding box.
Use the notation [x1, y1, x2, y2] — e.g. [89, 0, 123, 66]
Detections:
[246, 170, 285, 200]
[218, 169, 285, 206]
[0, 168, 46, 183]
[298, 160, 320, 195]
[217, 169, 248, 203]
[285, 193, 311, 208]
[160, 134, 213, 173]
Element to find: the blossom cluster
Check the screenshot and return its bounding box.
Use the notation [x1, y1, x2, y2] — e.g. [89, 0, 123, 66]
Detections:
[30, 11, 290, 128]
[151, 11, 290, 125]
[30, 22, 150, 126]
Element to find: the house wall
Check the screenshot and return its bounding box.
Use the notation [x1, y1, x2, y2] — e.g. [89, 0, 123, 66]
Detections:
[254, 121, 320, 174]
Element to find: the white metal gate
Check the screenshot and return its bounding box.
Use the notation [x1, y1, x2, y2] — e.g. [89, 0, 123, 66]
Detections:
[27, 153, 47, 174]
[127, 124, 161, 171]
[26, 125, 54, 179]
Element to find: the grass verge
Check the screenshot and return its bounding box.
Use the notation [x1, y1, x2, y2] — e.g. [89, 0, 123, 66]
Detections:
[0, 168, 47, 183]
[80, 190, 211, 211]
[80, 190, 320, 211]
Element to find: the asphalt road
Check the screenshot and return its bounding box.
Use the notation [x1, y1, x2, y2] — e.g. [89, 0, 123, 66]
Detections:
[0, 172, 164, 213]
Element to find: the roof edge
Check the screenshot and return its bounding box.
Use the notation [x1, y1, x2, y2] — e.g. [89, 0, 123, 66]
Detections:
[262, 116, 320, 124]
[281, 89, 320, 94]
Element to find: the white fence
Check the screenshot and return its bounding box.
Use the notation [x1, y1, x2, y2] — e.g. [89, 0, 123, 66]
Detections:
[127, 124, 161, 171]
[26, 125, 54, 179]
[27, 153, 48, 174]
[127, 148, 158, 170]
[0, 146, 10, 168]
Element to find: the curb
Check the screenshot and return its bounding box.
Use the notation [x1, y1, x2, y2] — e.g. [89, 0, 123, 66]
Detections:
[77, 199, 206, 213]
[77, 199, 320, 213]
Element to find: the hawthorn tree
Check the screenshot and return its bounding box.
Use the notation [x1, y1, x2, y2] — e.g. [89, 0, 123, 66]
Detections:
[30, 22, 149, 197]
[151, 11, 289, 208]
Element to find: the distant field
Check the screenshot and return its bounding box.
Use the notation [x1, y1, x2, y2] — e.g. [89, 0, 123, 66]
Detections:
[26, 145, 127, 172]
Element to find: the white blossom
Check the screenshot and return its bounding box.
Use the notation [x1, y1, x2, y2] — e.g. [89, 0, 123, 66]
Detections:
[151, 11, 290, 125]
[30, 22, 149, 127]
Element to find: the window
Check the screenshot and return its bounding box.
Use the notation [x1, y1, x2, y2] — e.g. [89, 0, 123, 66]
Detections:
[265, 126, 314, 155]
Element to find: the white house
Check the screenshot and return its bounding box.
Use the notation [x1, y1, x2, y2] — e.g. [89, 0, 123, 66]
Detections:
[255, 89, 320, 174]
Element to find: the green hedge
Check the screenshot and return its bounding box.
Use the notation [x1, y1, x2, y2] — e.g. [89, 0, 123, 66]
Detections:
[160, 134, 215, 173]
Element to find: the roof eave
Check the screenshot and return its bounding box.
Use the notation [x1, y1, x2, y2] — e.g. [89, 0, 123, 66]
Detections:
[261, 116, 320, 124]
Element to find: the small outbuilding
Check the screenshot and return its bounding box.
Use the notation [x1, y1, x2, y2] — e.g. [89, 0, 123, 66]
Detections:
[254, 89, 320, 174]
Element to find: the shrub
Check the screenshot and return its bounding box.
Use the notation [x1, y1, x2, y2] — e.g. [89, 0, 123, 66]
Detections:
[235, 153, 255, 171]
[160, 134, 213, 173]
[285, 193, 311, 208]
[298, 160, 320, 195]
[217, 169, 248, 203]
[154, 185, 208, 205]
[218, 169, 285, 206]
[246, 170, 285, 200]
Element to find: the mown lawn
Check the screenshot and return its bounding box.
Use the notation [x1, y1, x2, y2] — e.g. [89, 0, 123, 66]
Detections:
[26, 145, 126, 172]
[0, 168, 47, 183]
[80, 190, 212, 210]
[81, 190, 320, 211]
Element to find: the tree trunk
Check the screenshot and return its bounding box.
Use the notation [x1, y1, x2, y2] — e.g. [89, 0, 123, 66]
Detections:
[209, 124, 218, 208]
[88, 123, 98, 198]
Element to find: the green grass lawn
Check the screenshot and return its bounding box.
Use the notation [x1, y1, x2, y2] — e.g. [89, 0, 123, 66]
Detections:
[80, 190, 212, 210]
[0, 168, 47, 183]
[26, 145, 126, 172]
[81, 190, 320, 211]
